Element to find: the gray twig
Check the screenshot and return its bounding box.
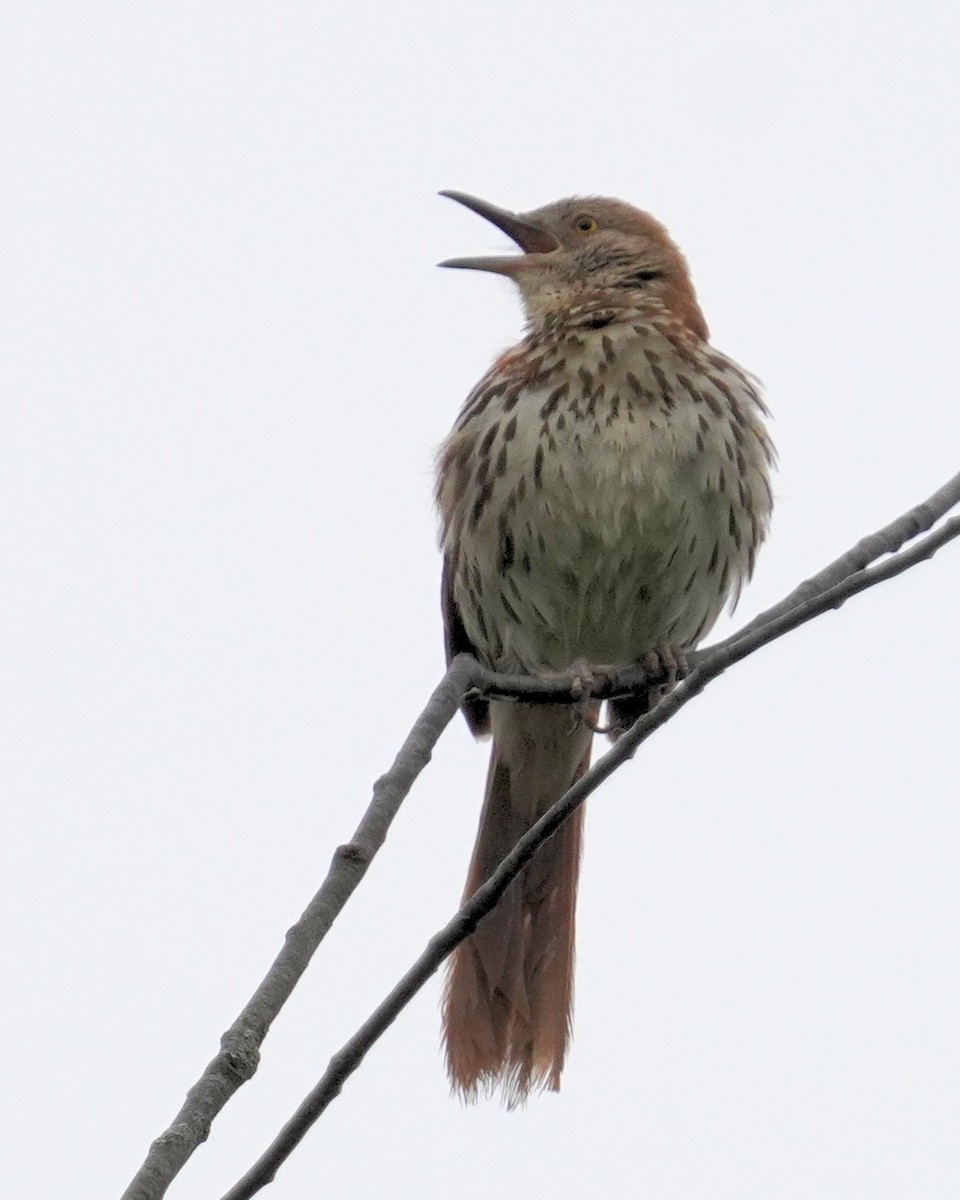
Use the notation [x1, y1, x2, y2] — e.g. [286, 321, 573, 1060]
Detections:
[120, 656, 476, 1200]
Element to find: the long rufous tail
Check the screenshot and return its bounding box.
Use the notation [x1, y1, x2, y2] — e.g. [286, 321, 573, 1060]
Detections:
[442, 704, 593, 1106]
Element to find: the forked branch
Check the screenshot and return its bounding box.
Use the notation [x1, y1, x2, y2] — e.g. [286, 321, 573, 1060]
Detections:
[120, 469, 960, 1200]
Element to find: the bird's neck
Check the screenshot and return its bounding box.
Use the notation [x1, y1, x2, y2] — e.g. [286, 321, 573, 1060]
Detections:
[520, 278, 708, 345]
[521, 299, 705, 366]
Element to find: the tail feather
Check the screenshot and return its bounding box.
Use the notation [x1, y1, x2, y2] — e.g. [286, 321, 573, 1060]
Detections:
[443, 708, 592, 1105]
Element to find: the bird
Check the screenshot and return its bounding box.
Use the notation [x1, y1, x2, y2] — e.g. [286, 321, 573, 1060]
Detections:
[435, 190, 774, 1106]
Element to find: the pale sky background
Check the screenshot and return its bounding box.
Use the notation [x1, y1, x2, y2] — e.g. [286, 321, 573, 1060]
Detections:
[2, 4, 959, 1198]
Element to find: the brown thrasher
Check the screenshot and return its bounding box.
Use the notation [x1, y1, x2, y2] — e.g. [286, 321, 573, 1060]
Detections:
[435, 191, 774, 1105]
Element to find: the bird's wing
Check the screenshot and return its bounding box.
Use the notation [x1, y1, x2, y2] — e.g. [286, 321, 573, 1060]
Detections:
[441, 553, 489, 737]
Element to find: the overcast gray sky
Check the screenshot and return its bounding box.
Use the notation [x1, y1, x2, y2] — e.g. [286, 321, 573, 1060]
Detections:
[2, 3, 959, 1197]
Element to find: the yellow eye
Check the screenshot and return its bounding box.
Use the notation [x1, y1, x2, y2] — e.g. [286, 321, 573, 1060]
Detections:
[573, 214, 598, 233]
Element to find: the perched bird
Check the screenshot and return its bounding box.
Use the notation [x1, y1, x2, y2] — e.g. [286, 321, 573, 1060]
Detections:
[435, 191, 774, 1105]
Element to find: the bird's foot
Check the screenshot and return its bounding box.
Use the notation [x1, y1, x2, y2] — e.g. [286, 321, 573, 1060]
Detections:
[640, 645, 689, 691]
[563, 658, 615, 734]
[604, 646, 690, 740]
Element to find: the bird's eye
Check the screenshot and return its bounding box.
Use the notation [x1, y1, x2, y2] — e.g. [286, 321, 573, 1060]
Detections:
[573, 214, 598, 233]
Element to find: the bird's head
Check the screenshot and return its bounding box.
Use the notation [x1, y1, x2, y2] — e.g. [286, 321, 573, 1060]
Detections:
[439, 190, 708, 340]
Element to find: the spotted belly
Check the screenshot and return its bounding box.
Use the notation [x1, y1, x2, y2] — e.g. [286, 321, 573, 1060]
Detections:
[438, 326, 774, 675]
[455, 451, 739, 672]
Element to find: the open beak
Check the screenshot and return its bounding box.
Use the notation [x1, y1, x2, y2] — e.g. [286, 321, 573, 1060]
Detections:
[438, 190, 559, 275]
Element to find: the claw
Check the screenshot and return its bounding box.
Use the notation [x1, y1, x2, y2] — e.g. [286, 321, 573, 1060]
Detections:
[562, 658, 609, 734]
[640, 646, 689, 690]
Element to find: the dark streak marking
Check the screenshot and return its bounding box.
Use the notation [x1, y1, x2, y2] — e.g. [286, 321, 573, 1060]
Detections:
[463, 392, 495, 424]
[651, 364, 675, 405]
[729, 507, 742, 550]
[478, 423, 499, 456]
[469, 481, 492, 527]
[498, 529, 515, 571]
[539, 383, 569, 419]
[663, 330, 698, 364]
[711, 376, 736, 404]
[701, 387, 724, 418]
[503, 386, 522, 413]
[501, 592, 521, 623]
[675, 374, 703, 402]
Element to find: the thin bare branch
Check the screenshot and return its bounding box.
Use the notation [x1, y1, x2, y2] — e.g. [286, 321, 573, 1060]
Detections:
[120, 655, 477, 1200]
[122, 467, 960, 1199]
[219, 485, 960, 1200]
